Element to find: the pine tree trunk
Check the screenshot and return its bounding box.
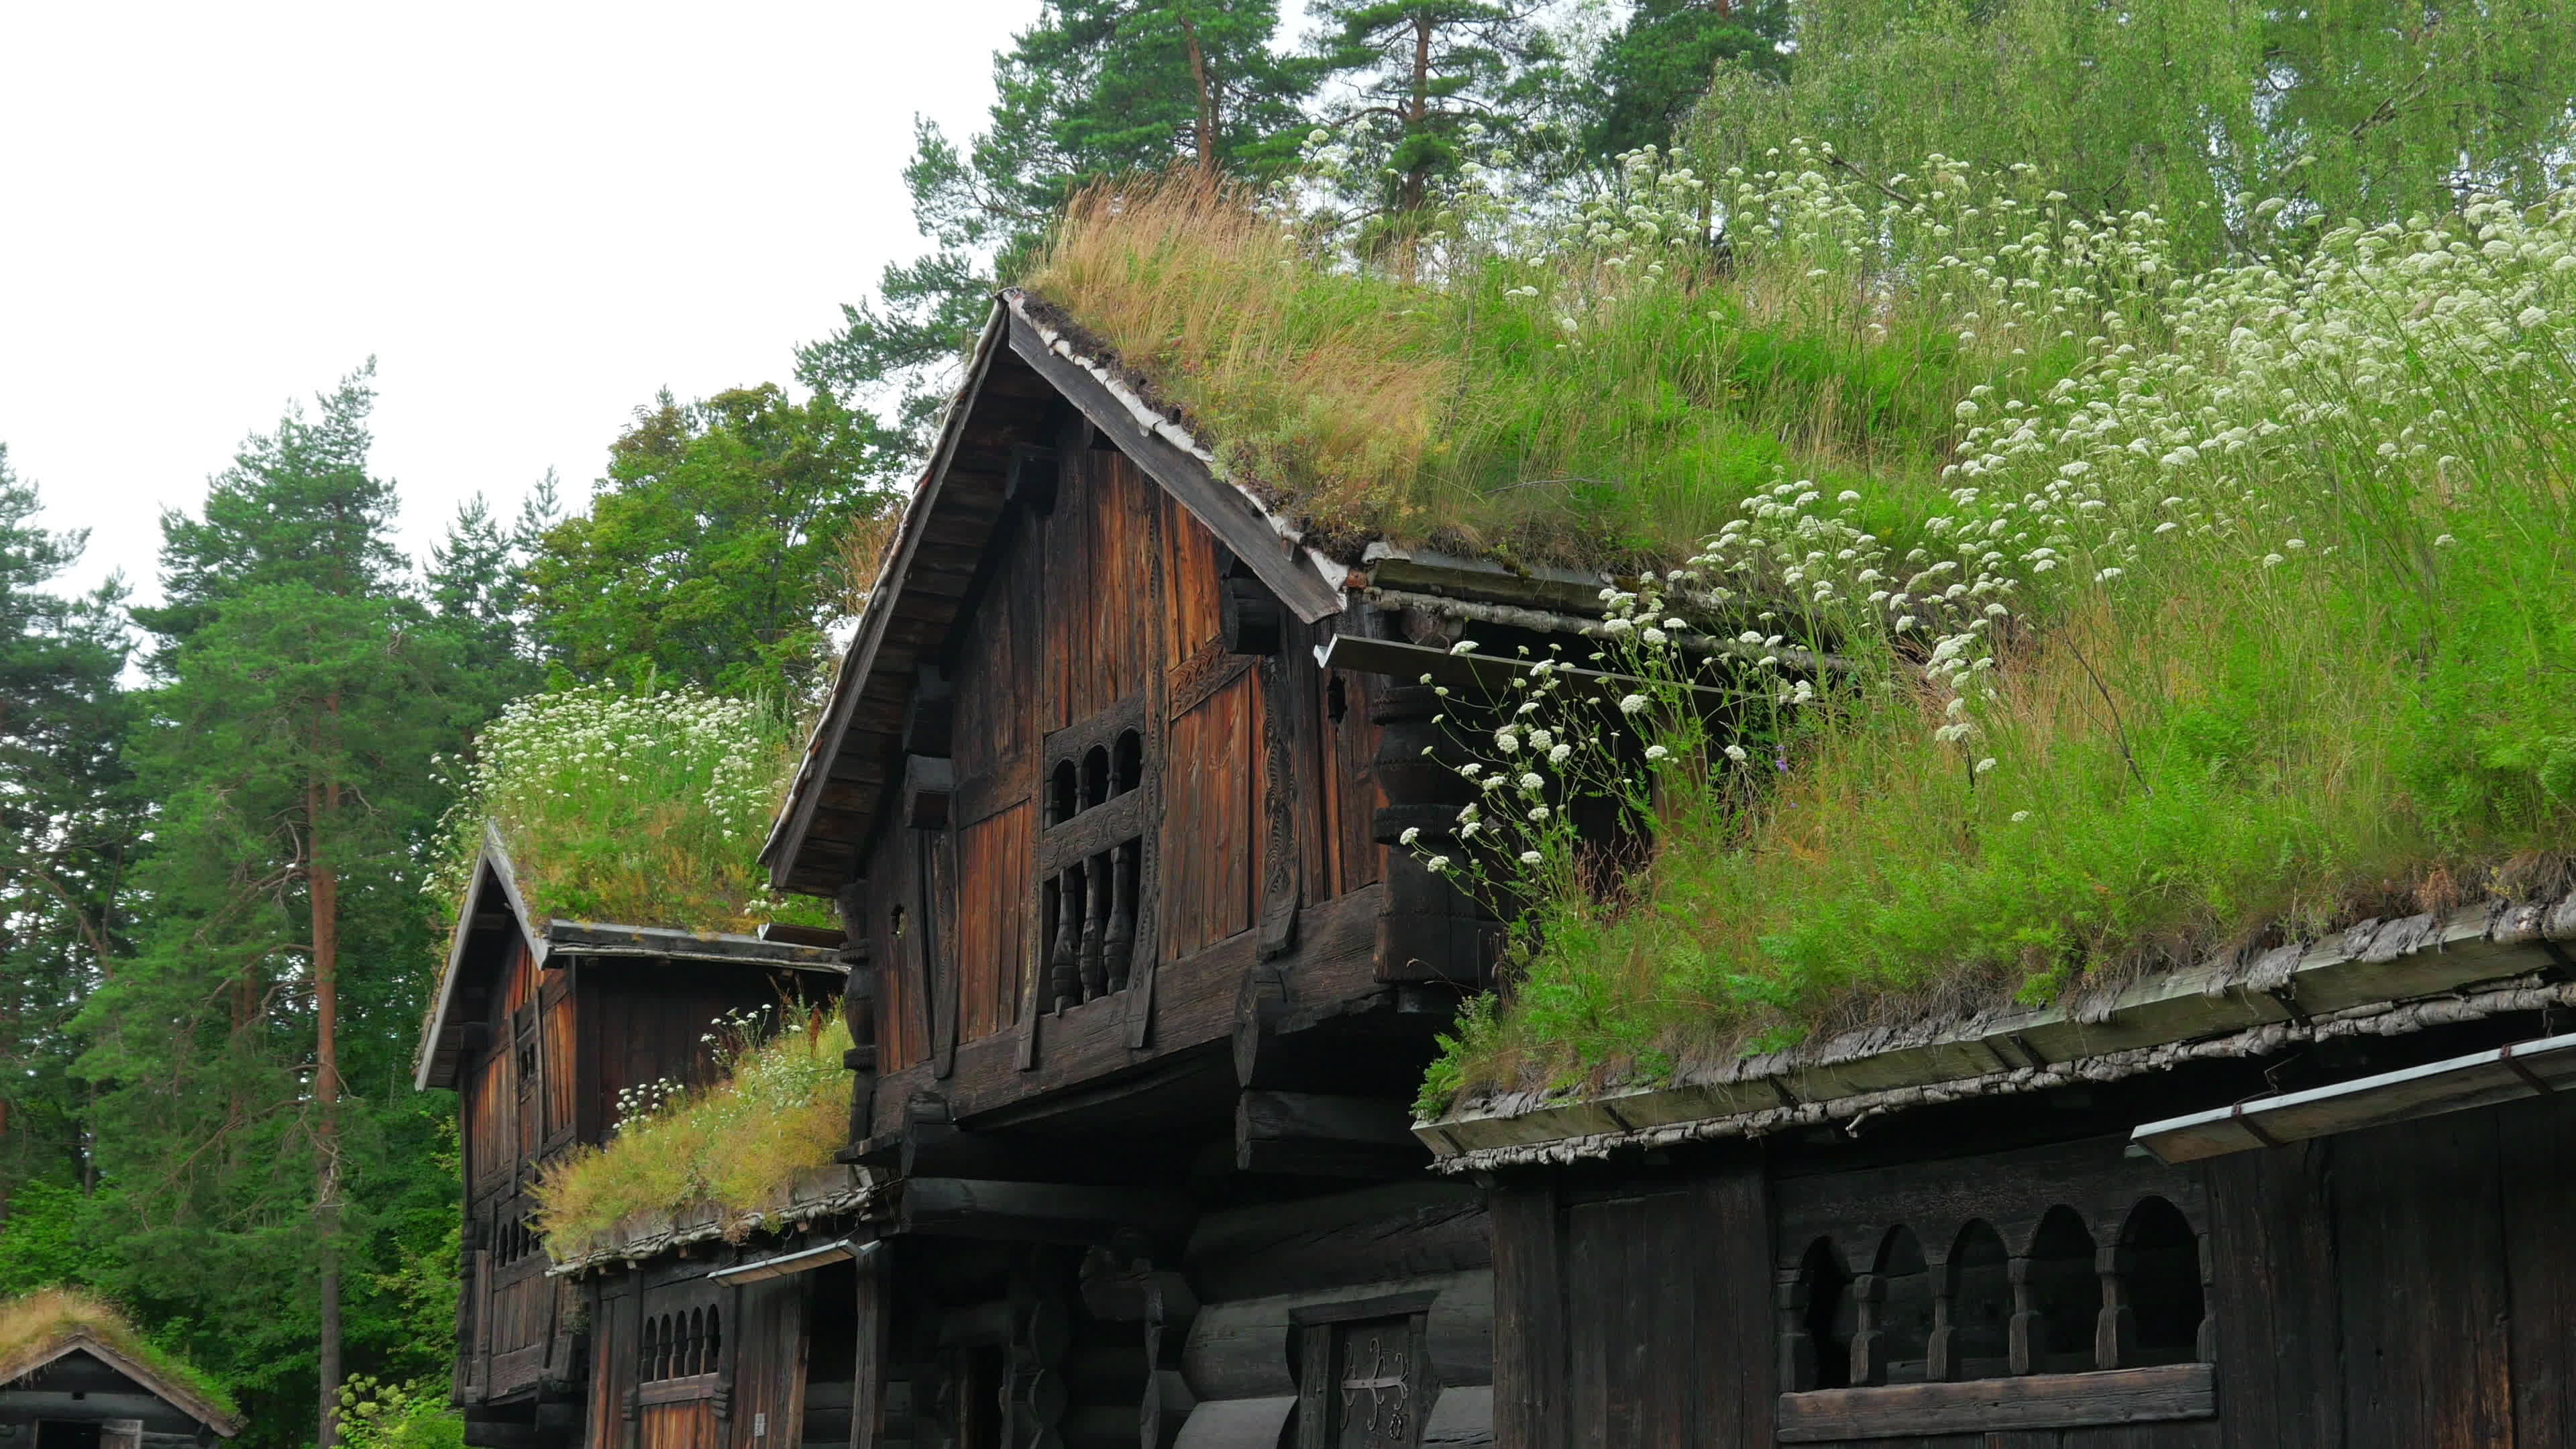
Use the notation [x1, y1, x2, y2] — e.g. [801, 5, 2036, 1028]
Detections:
[311, 765, 345, 1449]
[1401, 14, 1434, 213]
[1183, 17, 1218, 173]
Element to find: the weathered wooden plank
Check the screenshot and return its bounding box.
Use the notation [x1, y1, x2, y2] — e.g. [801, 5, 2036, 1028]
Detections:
[1233, 1090, 1428, 1178]
[1186, 1181, 1489, 1303]
[1694, 1158, 1776, 1449]
[900, 1177, 1195, 1242]
[2202, 1140, 2342, 1449]
[2502, 1092, 2576, 1448]
[1775, 1363, 2215, 1442]
[1489, 1183, 1564, 1449]
[2334, 1112, 2512, 1449]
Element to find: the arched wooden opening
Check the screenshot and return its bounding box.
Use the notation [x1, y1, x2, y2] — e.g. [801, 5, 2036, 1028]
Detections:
[1792, 1236, 1854, 1390]
[2021, 1207, 2099, 1375]
[2121, 1196, 2205, 1362]
[1944, 1219, 2011, 1380]
[1856, 1226, 1932, 1384]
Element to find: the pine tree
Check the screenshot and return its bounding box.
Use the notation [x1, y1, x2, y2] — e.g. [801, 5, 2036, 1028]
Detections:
[1584, 0, 1786, 163]
[0, 449, 136, 1216]
[86, 368, 456, 1448]
[799, 0, 1314, 436]
[1305, 1, 1562, 223]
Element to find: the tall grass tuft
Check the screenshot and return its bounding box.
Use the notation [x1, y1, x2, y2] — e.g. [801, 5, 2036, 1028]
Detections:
[0, 1288, 239, 1419]
[533, 1007, 851, 1254]
[428, 684, 826, 934]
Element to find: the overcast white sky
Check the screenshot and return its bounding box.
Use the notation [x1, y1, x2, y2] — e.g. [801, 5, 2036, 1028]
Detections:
[0, 1, 1044, 603]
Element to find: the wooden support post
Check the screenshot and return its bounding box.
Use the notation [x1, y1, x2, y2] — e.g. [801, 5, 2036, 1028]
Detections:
[1925, 1255, 1961, 1383]
[2094, 1241, 2137, 1371]
[835, 881, 881, 1153]
[850, 1244, 886, 1449]
[1849, 1272, 1890, 1386]
[1776, 1271, 1818, 1393]
[2006, 1254, 2039, 1377]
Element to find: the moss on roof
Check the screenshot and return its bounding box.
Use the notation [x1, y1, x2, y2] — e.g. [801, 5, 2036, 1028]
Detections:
[0, 1289, 241, 1427]
[431, 685, 830, 936]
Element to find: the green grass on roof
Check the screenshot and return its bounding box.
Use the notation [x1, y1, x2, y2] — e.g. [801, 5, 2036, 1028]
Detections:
[431, 685, 830, 936]
[0, 1288, 241, 1423]
[533, 1008, 851, 1256]
[1025, 160, 2576, 1112]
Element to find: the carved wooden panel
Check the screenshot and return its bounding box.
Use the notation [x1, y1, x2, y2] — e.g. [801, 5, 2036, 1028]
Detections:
[1163, 669, 1263, 961]
[955, 799, 1035, 1044]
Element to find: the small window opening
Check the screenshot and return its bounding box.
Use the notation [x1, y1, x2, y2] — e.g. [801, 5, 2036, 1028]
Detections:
[686, 1307, 705, 1376]
[2122, 1197, 2204, 1362]
[1050, 760, 1078, 826]
[1327, 674, 1349, 726]
[1798, 1237, 1854, 1390]
[2025, 1206, 2099, 1373]
[705, 1304, 722, 1370]
[1866, 1226, 1933, 1384]
[1081, 745, 1110, 810]
[888, 904, 906, 941]
[1113, 730, 1142, 796]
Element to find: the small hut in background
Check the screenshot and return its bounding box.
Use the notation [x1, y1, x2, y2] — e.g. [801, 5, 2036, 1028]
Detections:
[0, 1291, 239, 1448]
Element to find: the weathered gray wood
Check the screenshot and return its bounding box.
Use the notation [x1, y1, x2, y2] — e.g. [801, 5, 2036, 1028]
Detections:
[2132, 1030, 2576, 1163]
[1181, 1272, 1489, 1403]
[1234, 1091, 1429, 1178]
[1773, 1363, 2215, 1442]
[1169, 1397, 1296, 1449]
[1317, 633, 1743, 707]
[898, 1178, 1195, 1244]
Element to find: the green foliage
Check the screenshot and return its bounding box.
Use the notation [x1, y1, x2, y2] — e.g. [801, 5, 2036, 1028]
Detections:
[70, 369, 467, 1447]
[1585, 0, 1784, 165]
[429, 685, 825, 933]
[1691, 0, 2576, 269]
[527, 385, 898, 701]
[535, 1009, 852, 1255]
[1305, 1, 1566, 219]
[1403, 165, 2576, 1107]
[0, 451, 135, 1205]
[335, 1376, 465, 1449]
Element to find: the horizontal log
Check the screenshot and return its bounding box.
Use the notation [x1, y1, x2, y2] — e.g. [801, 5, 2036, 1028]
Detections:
[900, 1178, 1195, 1244]
[1181, 1271, 1491, 1401]
[1774, 1362, 2215, 1442]
[1235, 1091, 1430, 1179]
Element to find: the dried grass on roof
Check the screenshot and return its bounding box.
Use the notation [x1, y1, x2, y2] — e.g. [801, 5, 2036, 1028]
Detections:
[0, 1289, 239, 1423]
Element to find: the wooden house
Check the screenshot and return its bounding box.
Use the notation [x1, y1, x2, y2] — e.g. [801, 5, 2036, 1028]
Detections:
[417, 833, 846, 1448]
[1424, 894, 2576, 1446]
[0, 1292, 239, 1448]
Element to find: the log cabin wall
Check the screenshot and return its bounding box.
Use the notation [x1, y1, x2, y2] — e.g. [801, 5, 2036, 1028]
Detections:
[1487, 1087, 2576, 1449]
[853, 428, 1387, 1090]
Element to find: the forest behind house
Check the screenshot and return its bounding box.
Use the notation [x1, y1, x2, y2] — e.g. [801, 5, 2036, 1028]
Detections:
[4, 1, 2573, 1444]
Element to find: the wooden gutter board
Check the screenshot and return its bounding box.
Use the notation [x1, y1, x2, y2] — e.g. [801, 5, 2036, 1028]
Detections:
[1358, 545, 1617, 617]
[2131, 1029, 2576, 1163]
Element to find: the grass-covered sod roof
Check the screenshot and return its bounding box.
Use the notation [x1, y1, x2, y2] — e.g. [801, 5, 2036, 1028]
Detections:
[430, 684, 827, 936]
[1021, 161, 2576, 1112]
[0, 1288, 241, 1428]
[533, 1007, 852, 1257]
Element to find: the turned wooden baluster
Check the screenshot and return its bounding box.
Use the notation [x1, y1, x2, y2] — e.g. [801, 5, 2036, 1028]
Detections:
[1077, 853, 1109, 1001]
[1049, 871, 1083, 1013]
[1103, 842, 1137, 992]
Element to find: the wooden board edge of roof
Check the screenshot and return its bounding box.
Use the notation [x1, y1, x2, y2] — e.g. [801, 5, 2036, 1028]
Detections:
[1419, 892, 2576, 1167]
[413, 828, 540, 1093]
[0, 1331, 244, 1438]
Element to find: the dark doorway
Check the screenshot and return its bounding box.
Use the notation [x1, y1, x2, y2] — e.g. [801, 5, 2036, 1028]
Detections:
[38, 1423, 104, 1449]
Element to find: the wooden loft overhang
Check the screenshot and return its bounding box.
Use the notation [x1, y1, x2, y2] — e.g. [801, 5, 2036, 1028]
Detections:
[762, 288, 1729, 898]
[413, 826, 847, 1091]
[0, 1328, 242, 1441]
[1421, 892, 2576, 1171]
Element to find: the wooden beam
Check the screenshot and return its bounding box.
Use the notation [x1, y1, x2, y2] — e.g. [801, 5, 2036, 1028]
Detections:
[1317, 631, 1743, 706]
[899, 1177, 1195, 1244]
[1234, 1091, 1430, 1178]
[1774, 1362, 2214, 1442]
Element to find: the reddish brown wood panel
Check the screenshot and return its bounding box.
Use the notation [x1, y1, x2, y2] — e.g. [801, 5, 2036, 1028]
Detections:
[638, 1401, 715, 1449]
[954, 799, 1034, 1044]
[1044, 449, 1161, 733]
[466, 1049, 512, 1196]
[949, 512, 1040, 783]
[1161, 669, 1263, 960]
[2334, 1112, 2514, 1449]
[590, 1280, 637, 1442]
[541, 987, 578, 1142]
[730, 1277, 808, 1449]
[1157, 484, 1225, 669]
[871, 839, 929, 1074]
[1324, 664, 1385, 896]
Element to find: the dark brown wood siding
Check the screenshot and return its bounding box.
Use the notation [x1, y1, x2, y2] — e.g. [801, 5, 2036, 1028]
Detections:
[729, 1277, 808, 1449]
[955, 799, 1034, 1044]
[1161, 669, 1263, 960]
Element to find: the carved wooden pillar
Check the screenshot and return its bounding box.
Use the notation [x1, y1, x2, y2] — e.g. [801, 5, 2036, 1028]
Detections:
[2094, 1240, 2137, 1371]
[2195, 1228, 2218, 1364]
[1049, 871, 1083, 1012]
[2006, 1253, 2039, 1376]
[1078, 853, 1109, 1000]
[1104, 843, 1137, 993]
[1925, 1254, 1962, 1382]
[835, 880, 880, 1146]
[1848, 1271, 1890, 1385]
[1776, 1270, 1819, 1392]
